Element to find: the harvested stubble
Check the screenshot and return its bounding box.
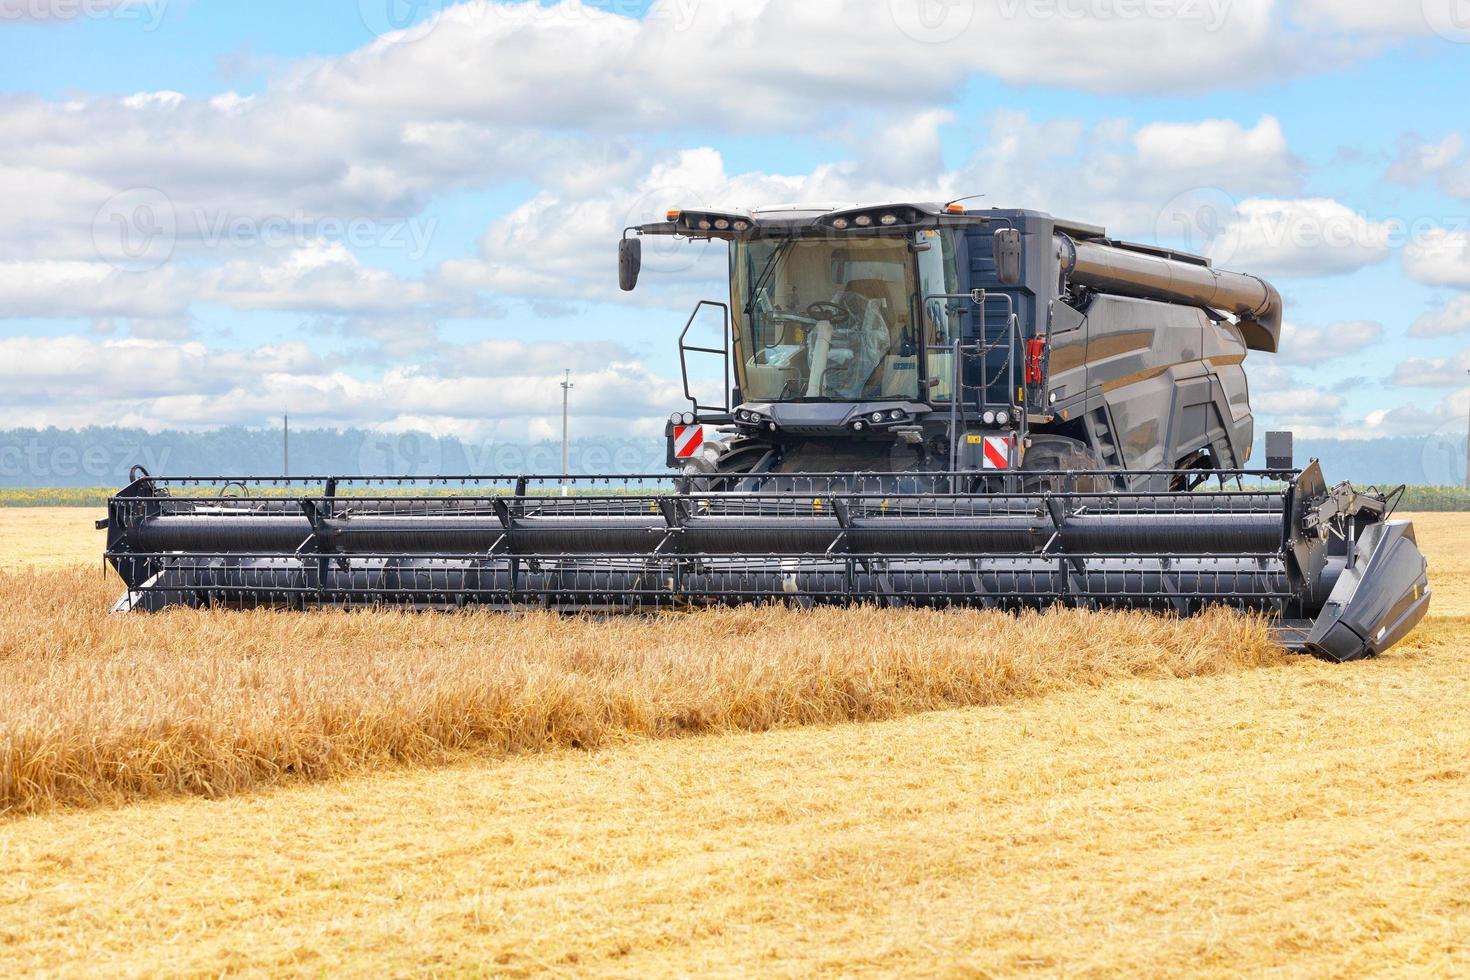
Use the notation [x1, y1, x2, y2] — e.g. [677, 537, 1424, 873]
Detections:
[0, 567, 1282, 815]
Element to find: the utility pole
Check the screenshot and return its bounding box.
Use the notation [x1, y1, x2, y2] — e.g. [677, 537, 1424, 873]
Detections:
[560, 370, 574, 496]
[283, 412, 290, 478]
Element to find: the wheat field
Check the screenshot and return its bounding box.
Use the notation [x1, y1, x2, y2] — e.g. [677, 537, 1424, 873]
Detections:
[0, 509, 1465, 975]
[1, 555, 1278, 815]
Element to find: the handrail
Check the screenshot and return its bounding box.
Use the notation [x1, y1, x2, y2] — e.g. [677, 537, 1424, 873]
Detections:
[678, 300, 731, 415]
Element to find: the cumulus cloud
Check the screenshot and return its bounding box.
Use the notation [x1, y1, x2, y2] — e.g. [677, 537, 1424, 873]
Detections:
[0, 334, 683, 440]
[1209, 198, 1394, 277]
[1408, 294, 1470, 337]
[310, 0, 1294, 128]
[443, 114, 1309, 308]
[1390, 350, 1470, 387]
[0, 243, 477, 321]
[1358, 391, 1470, 439]
[1276, 320, 1382, 364]
[1404, 228, 1470, 288]
[1385, 132, 1470, 199]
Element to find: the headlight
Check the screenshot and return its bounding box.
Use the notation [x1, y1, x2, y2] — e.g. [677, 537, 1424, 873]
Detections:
[669, 412, 683, 425]
[879, 214, 898, 226]
[853, 420, 866, 431]
[996, 410, 1010, 425]
[889, 409, 905, 421]
[982, 410, 996, 425]
[871, 411, 884, 423]
[854, 214, 873, 227]
[733, 220, 750, 232]
[681, 412, 695, 425]
[831, 217, 850, 230]
[714, 219, 730, 230]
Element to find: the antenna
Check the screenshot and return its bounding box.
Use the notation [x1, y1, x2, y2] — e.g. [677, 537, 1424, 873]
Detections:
[943, 193, 987, 210]
[560, 370, 574, 497]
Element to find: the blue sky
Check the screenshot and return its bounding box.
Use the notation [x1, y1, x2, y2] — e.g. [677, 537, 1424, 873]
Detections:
[1, 0, 1469, 444]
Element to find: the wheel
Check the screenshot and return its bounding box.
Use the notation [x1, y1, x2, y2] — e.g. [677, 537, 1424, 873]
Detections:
[681, 436, 777, 490]
[1019, 435, 1114, 493]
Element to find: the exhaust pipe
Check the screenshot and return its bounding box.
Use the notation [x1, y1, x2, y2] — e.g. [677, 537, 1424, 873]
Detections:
[1057, 235, 1282, 353]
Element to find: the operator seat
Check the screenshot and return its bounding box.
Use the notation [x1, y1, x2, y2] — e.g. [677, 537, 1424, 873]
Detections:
[846, 277, 910, 395]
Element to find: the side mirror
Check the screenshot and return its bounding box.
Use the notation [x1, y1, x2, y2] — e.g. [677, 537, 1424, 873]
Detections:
[994, 229, 1022, 286]
[618, 237, 642, 292]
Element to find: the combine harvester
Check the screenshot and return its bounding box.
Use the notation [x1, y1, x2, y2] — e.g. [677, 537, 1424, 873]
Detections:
[103, 203, 1430, 661]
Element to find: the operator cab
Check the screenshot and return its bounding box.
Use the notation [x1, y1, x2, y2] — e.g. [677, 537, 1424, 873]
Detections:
[621, 201, 1032, 473]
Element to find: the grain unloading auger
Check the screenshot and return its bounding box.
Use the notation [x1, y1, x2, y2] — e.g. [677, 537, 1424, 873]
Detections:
[104, 203, 1430, 661]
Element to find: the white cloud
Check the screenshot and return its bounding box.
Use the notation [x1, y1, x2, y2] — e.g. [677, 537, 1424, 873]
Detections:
[1209, 198, 1394, 277]
[0, 244, 477, 320]
[1404, 228, 1470, 288]
[1386, 132, 1470, 199]
[1390, 350, 1470, 387]
[1408, 293, 1470, 337]
[0, 333, 683, 441]
[309, 0, 1294, 130]
[1276, 320, 1382, 364]
[1291, 0, 1429, 33]
[445, 114, 1310, 307]
[1358, 391, 1470, 439]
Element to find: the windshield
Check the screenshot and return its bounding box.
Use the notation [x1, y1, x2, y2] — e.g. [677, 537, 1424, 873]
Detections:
[731, 236, 921, 402]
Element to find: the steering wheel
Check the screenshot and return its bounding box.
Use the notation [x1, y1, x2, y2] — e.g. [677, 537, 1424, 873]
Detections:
[805, 301, 850, 326]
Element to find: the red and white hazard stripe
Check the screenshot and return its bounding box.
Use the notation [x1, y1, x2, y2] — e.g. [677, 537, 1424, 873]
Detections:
[981, 435, 1011, 470]
[671, 424, 704, 459]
